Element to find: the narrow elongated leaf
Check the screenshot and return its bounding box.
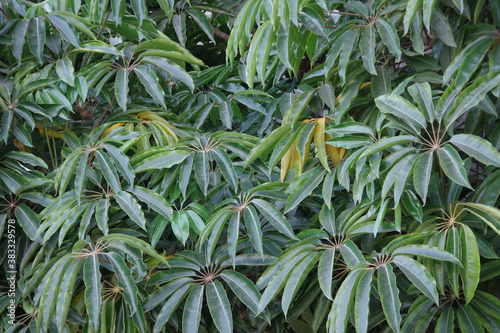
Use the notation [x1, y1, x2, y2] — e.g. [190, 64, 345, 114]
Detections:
[115, 69, 129, 111]
[318, 248, 335, 300]
[355, 269, 373, 333]
[376, 18, 402, 61]
[460, 225, 480, 304]
[244, 205, 264, 257]
[182, 285, 204, 333]
[12, 20, 28, 65]
[95, 150, 121, 193]
[103, 144, 134, 185]
[206, 280, 232, 333]
[195, 151, 209, 195]
[84, 254, 101, 331]
[457, 306, 484, 333]
[445, 72, 500, 128]
[130, 186, 172, 220]
[28, 17, 45, 64]
[435, 306, 455, 333]
[413, 151, 433, 203]
[360, 25, 377, 74]
[15, 204, 42, 242]
[282, 252, 322, 316]
[153, 284, 192, 333]
[96, 198, 109, 235]
[392, 256, 438, 304]
[114, 191, 146, 230]
[437, 144, 472, 189]
[134, 65, 166, 108]
[375, 95, 427, 129]
[133, 150, 191, 172]
[252, 198, 296, 239]
[142, 56, 194, 92]
[212, 147, 237, 189]
[392, 245, 461, 264]
[449, 134, 500, 167]
[107, 252, 139, 314]
[221, 270, 260, 314]
[328, 268, 363, 333]
[378, 264, 401, 333]
[285, 168, 325, 212]
[56, 58, 75, 86]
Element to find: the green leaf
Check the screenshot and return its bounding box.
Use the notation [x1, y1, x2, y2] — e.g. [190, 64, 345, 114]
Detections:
[71, 41, 123, 55]
[103, 144, 134, 186]
[457, 306, 484, 333]
[129, 186, 172, 220]
[435, 306, 455, 333]
[252, 198, 296, 239]
[408, 83, 434, 122]
[376, 18, 402, 61]
[449, 134, 500, 167]
[95, 150, 121, 193]
[172, 211, 190, 244]
[283, 91, 316, 127]
[115, 69, 129, 111]
[212, 147, 237, 190]
[430, 8, 456, 47]
[437, 144, 472, 189]
[318, 248, 335, 300]
[187, 9, 215, 42]
[243, 205, 264, 257]
[444, 72, 500, 128]
[195, 151, 209, 196]
[285, 168, 325, 213]
[403, 0, 423, 34]
[359, 135, 417, 159]
[47, 14, 80, 47]
[258, 251, 310, 312]
[182, 285, 204, 333]
[56, 58, 75, 87]
[96, 198, 109, 235]
[27, 17, 45, 64]
[392, 245, 462, 264]
[114, 190, 146, 230]
[107, 252, 139, 314]
[299, 7, 326, 37]
[413, 151, 433, 204]
[206, 280, 233, 333]
[15, 204, 42, 242]
[221, 270, 261, 315]
[328, 268, 363, 333]
[375, 94, 427, 129]
[402, 190, 423, 222]
[282, 252, 322, 316]
[12, 20, 29, 65]
[460, 225, 480, 304]
[227, 213, 240, 267]
[84, 254, 102, 331]
[360, 25, 377, 75]
[131, 0, 147, 25]
[392, 255, 438, 304]
[55, 259, 83, 333]
[142, 56, 194, 92]
[153, 284, 192, 333]
[134, 65, 166, 108]
[378, 264, 401, 333]
[354, 269, 373, 333]
[133, 149, 191, 173]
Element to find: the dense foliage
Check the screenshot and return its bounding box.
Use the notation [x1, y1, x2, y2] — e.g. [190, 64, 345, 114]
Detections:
[1, 0, 500, 331]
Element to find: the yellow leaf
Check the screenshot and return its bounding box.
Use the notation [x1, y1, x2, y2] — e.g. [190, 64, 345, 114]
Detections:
[314, 118, 330, 171]
[101, 122, 125, 139]
[281, 146, 293, 181]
